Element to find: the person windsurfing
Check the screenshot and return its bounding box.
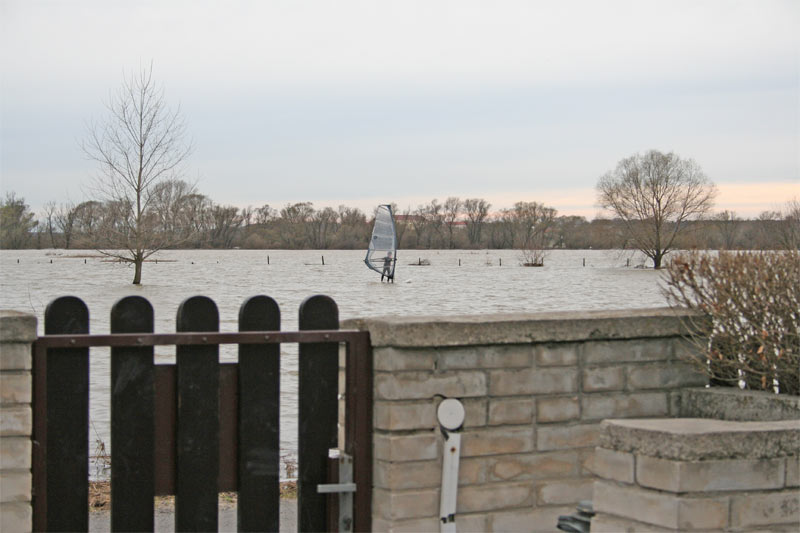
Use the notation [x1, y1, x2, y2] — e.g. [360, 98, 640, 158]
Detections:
[364, 204, 398, 282]
[382, 251, 394, 283]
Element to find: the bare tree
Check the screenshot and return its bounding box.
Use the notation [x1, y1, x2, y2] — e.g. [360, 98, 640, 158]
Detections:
[82, 64, 192, 283]
[512, 201, 557, 266]
[278, 202, 314, 248]
[597, 150, 717, 268]
[149, 178, 197, 241]
[712, 210, 742, 250]
[209, 204, 242, 248]
[389, 204, 411, 248]
[42, 201, 58, 248]
[307, 206, 338, 249]
[463, 198, 491, 247]
[336, 205, 368, 248]
[55, 202, 78, 249]
[776, 198, 800, 250]
[442, 197, 462, 249]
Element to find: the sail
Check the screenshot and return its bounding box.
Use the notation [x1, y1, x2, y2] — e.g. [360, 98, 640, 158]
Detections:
[364, 204, 398, 279]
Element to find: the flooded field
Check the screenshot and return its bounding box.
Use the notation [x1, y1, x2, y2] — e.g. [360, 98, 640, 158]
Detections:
[1, 248, 669, 475]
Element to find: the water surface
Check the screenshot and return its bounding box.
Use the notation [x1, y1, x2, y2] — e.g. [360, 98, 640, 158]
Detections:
[1, 248, 669, 475]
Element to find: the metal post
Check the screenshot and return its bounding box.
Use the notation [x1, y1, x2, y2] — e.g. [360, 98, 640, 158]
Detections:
[438, 399, 465, 533]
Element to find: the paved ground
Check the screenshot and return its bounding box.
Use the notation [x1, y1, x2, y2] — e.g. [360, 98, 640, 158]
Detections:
[89, 499, 298, 532]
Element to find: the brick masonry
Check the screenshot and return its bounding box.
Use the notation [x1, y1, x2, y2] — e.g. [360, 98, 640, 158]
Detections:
[343, 307, 711, 531]
[0, 311, 36, 533]
[593, 418, 800, 532]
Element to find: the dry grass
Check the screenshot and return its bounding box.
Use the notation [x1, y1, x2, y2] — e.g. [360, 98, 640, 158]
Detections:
[89, 480, 298, 512]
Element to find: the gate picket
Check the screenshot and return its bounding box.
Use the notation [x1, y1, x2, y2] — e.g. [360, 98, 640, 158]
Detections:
[32, 293, 371, 532]
[110, 296, 155, 531]
[175, 296, 220, 531]
[41, 296, 90, 532]
[237, 295, 281, 531]
[298, 295, 340, 533]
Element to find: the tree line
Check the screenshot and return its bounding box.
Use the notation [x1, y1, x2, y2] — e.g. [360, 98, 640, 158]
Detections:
[2, 66, 798, 285]
[2, 188, 798, 253]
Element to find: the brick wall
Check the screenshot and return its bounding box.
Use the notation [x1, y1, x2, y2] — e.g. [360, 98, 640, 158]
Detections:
[344, 307, 707, 532]
[591, 418, 799, 532]
[1, 311, 36, 532]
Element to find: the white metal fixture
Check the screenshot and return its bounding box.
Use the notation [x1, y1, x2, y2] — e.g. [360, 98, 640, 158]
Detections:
[438, 398, 465, 533]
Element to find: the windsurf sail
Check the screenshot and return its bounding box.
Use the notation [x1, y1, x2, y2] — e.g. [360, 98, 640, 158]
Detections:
[364, 204, 398, 280]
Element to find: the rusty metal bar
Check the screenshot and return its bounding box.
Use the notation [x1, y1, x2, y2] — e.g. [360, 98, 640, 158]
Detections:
[34, 330, 365, 348]
[32, 340, 47, 532]
[346, 332, 373, 533]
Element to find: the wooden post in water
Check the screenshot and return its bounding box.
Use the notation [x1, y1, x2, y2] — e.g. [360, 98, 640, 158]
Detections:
[583, 258, 586, 267]
[499, 258, 502, 266]
[459, 259, 461, 266]
[267, 255, 270, 265]
[321, 255, 325, 265]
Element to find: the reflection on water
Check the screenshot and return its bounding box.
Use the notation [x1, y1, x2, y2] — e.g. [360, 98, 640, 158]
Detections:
[1, 248, 668, 476]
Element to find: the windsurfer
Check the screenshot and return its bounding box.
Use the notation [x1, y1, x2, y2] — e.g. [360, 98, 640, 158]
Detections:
[382, 251, 394, 282]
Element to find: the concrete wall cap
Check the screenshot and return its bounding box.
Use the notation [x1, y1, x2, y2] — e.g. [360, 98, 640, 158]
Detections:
[600, 418, 800, 460]
[681, 387, 800, 422]
[342, 307, 697, 347]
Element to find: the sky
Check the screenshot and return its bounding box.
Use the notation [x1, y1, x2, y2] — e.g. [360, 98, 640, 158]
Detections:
[1, 0, 798, 219]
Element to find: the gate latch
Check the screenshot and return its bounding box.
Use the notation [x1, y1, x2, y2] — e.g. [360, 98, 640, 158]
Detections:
[317, 450, 356, 531]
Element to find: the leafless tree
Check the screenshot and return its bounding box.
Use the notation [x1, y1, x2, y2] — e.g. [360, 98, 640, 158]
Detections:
[511, 201, 557, 265]
[308, 206, 338, 249]
[209, 204, 242, 248]
[597, 150, 717, 268]
[442, 197, 462, 249]
[390, 204, 411, 248]
[463, 198, 491, 247]
[82, 64, 192, 283]
[42, 201, 58, 248]
[278, 202, 314, 248]
[776, 198, 800, 250]
[149, 178, 197, 241]
[712, 210, 742, 250]
[254, 204, 277, 226]
[71, 200, 105, 247]
[54, 202, 78, 249]
[336, 205, 368, 248]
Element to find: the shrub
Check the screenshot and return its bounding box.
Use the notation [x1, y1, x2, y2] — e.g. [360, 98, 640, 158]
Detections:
[664, 251, 799, 395]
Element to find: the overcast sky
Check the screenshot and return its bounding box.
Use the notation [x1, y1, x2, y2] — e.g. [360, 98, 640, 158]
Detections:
[1, 0, 798, 218]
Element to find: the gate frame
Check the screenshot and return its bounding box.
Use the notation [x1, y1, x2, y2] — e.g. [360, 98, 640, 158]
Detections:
[32, 328, 373, 532]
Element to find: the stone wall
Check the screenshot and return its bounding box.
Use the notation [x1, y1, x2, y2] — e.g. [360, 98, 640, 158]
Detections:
[343, 307, 708, 532]
[0, 311, 36, 532]
[591, 418, 800, 532]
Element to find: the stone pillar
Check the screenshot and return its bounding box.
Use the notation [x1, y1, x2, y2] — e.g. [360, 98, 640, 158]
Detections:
[591, 418, 800, 532]
[1, 311, 36, 532]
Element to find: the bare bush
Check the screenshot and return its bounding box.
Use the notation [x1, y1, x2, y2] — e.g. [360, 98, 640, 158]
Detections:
[664, 251, 799, 395]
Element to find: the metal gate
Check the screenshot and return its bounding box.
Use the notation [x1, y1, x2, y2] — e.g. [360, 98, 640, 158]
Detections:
[31, 294, 372, 532]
